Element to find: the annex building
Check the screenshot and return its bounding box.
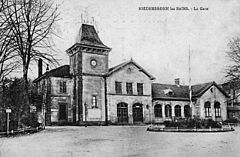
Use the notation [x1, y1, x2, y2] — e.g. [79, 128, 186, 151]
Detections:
[34, 24, 229, 125]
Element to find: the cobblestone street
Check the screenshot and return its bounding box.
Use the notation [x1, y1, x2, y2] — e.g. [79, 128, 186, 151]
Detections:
[0, 126, 240, 157]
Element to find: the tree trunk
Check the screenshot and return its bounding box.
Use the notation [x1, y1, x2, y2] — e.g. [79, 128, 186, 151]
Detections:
[22, 66, 30, 119]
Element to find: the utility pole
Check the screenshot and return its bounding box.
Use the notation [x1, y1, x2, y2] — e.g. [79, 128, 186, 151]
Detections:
[84, 102, 87, 122]
[188, 45, 193, 118]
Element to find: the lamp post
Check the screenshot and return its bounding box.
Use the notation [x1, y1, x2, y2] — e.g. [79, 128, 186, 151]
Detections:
[6, 108, 11, 135]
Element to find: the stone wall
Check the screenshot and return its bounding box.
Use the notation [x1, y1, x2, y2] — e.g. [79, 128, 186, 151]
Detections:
[48, 77, 73, 124]
[196, 85, 227, 121]
[50, 96, 72, 123]
[82, 75, 105, 122]
[82, 52, 108, 75]
[107, 63, 153, 124]
[50, 77, 73, 96]
[107, 95, 152, 123]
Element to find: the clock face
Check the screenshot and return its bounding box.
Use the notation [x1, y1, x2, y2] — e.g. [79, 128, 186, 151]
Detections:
[90, 59, 97, 67]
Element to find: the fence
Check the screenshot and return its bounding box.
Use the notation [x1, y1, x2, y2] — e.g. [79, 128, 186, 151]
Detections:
[0, 127, 43, 137]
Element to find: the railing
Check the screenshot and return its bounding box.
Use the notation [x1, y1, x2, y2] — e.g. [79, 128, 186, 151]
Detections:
[0, 127, 43, 137]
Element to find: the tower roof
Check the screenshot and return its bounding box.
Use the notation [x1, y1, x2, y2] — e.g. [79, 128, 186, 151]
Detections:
[76, 24, 109, 48]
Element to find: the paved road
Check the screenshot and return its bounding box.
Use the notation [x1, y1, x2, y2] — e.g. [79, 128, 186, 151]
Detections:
[0, 126, 240, 157]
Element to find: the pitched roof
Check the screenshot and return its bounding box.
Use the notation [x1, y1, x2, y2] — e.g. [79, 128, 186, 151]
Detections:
[108, 62, 127, 73]
[191, 82, 213, 97]
[76, 24, 109, 49]
[107, 59, 155, 80]
[152, 83, 190, 101]
[192, 82, 229, 98]
[33, 65, 71, 83]
[152, 81, 229, 100]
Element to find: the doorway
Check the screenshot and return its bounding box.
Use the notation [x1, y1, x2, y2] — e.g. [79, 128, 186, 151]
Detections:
[59, 103, 67, 121]
[132, 103, 143, 122]
[117, 103, 128, 123]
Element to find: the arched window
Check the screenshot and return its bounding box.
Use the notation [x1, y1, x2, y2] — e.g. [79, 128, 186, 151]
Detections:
[184, 105, 191, 118]
[175, 105, 181, 117]
[154, 104, 162, 118]
[214, 102, 221, 117]
[204, 102, 211, 117]
[165, 105, 172, 118]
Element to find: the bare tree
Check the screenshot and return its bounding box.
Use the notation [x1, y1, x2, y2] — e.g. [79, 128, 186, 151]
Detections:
[0, 26, 19, 83]
[0, 0, 60, 103]
[225, 37, 240, 105]
[226, 37, 240, 80]
[0, 0, 19, 83]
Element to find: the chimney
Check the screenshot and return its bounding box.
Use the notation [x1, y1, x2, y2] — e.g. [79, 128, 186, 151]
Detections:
[174, 78, 180, 86]
[38, 58, 42, 77]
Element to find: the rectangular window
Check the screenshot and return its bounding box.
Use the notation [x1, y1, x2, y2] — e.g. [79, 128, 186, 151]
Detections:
[92, 96, 97, 108]
[126, 82, 133, 95]
[137, 83, 143, 95]
[115, 81, 122, 94]
[60, 81, 67, 93]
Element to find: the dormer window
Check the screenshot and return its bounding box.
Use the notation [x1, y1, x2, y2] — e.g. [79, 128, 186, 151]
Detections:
[168, 91, 173, 96]
[163, 88, 174, 96]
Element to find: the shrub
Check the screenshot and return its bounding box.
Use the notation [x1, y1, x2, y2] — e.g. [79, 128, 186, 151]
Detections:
[21, 113, 39, 128]
[163, 118, 222, 128]
[204, 119, 221, 128]
[224, 118, 239, 124]
[9, 120, 18, 130]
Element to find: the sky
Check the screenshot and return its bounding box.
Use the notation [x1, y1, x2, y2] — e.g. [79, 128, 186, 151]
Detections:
[27, 0, 240, 85]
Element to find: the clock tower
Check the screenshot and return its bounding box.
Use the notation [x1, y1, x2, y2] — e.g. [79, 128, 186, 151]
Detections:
[66, 24, 111, 124]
